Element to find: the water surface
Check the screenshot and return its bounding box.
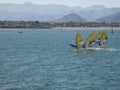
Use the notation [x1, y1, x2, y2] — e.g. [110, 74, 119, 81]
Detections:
[0, 29, 120, 90]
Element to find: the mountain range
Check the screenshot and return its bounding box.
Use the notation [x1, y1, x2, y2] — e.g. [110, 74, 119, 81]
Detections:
[0, 2, 120, 22]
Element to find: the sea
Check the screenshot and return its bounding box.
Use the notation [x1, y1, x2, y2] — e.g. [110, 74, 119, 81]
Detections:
[0, 29, 120, 90]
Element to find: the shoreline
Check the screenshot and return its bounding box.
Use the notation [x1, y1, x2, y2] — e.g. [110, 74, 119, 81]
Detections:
[53, 27, 120, 30]
[0, 27, 120, 30]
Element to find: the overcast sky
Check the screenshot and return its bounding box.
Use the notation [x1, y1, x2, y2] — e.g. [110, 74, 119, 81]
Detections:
[0, 0, 120, 8]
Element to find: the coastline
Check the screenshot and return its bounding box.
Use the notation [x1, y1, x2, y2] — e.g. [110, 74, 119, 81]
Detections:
[53, 27, 120, 30]
[0, 27, 120, 30]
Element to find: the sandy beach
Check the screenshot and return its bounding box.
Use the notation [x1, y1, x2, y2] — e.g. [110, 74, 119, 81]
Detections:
[53, 27, 120, 30]
[0, 27, 120, 30]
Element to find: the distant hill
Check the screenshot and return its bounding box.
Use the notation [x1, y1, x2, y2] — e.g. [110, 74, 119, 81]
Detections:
[75, 8, 120, 21]
[95, 12, 120, 23]
[0, 2, 73, 21]
[0, 2, 120, 22]
[58, 13, 86, 22]
[84, 5, 106, 10]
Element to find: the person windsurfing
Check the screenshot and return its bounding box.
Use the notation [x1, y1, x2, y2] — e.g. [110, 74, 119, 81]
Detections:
[96, 31, 108, 47]
[70, 32, 85, 50]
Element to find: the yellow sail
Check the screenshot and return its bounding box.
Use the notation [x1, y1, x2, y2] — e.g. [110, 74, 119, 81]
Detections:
[101, 31, 107, 40]
[96, 32, 102, 40]
[86, 32, 96, 43]
[76, 33, 82, 45]
[96, 31, 107, 40]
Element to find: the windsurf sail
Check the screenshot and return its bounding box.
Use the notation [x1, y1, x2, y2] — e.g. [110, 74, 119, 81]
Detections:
[86, 32, 96, 43]
[96, 32, 102, 40]
[76, 33, 82, 49]
[100, 31, 107, 40]
[96, 31, 107, 40]
[96, 31, 108, 47]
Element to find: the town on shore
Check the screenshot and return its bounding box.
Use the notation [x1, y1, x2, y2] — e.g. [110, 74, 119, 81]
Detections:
[0, 21, 120, 29]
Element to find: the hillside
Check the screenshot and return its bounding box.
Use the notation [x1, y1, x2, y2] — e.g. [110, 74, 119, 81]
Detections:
[95, 12, 120, 23]
[58, 13, 86, 22]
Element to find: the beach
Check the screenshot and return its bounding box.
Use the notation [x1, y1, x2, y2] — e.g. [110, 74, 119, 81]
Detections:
[53, 27, 120, 30]
[0, 27, 120, 31]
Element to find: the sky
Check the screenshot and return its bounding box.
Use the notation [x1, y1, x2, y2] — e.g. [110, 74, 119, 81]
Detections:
[0, 0, 120, 8]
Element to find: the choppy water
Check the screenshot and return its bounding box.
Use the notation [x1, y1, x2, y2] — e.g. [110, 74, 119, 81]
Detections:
[0, 29, 120, 90]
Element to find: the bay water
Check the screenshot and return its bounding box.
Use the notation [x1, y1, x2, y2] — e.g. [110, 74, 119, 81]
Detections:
[0, 29, 120, 90]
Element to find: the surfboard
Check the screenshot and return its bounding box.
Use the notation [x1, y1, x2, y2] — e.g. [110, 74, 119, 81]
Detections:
[86, 47, 105, 50]
[86, 47, 117, 52]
